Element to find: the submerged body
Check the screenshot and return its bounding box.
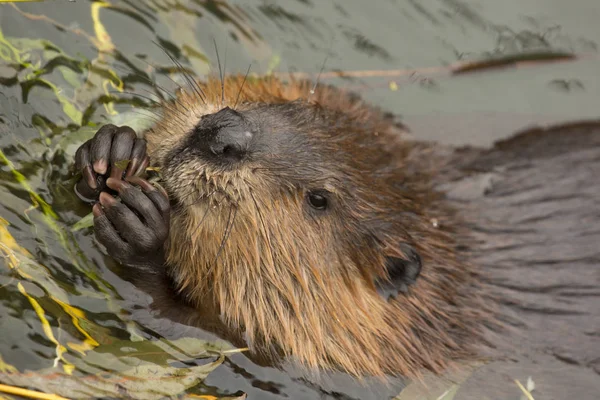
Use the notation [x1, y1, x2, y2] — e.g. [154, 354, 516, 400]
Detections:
[74, 77, 599, 396]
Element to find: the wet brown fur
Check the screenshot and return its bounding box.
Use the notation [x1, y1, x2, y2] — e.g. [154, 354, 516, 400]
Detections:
[143, 76, 490, 378]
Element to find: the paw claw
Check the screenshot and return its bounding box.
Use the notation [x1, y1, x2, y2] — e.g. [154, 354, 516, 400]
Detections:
[93, 159, 108, 175]
[92, 203, 103, 217]
[83, 166, 97, 189]
[106, 177, 126, 191]
[125, 176, 154, 192]
[99, 192, 116, 207]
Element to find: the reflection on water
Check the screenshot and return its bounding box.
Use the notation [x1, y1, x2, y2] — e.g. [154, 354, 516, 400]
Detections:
[0, 0, 599, 398]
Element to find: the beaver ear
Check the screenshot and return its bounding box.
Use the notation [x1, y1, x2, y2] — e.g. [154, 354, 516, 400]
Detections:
[376, 243, 422, 301]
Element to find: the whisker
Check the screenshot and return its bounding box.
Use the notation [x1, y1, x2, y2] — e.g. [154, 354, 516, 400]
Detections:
[223, 40, 229, 105]
[249, 189, 279, 277]
[119, 89, 190, 126]
[234, 64, 252, 109]
[116, 52, 194, 114]
[148, 66, 195, 113]
[152, 39, 207, 105]
[208, 205, 237, 274]
[128, 110, 162, 124]
[109, 89, 159, 105]
[135, 87, 188, 124]
[192, 188, 218, 208]
[135, 60, 195, 113]
[105, 91, 165, 118]
[196, 200, 213, 226]
[309, 55, 329, 102]
[170, 56, 206, 104]
[136, 87, 165, 105]
[249, 190, 268, 240]
[110, 62, 173, 103]
[213, 38, 225, 107]
[129, 58, 178, 102]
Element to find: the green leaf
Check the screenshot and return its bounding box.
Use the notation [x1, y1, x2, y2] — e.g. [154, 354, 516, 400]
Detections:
[0, 336, 246, 399]
[394, 362, 480, 400]
[114, 159, 131, 170]
[71, 212, 94, 232]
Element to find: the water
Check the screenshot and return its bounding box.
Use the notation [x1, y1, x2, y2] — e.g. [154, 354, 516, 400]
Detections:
[0, 1, 599, 399]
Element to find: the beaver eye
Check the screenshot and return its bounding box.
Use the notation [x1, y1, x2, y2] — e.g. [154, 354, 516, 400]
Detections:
[307, 190, 329, 210]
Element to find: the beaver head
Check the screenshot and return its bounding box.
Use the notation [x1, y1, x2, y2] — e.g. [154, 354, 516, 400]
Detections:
[144, 76, 486, 378]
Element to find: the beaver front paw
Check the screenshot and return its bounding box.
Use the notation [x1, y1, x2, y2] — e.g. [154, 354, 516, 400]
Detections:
[74, 124, 149, 203]
[92, 177, 170, 268]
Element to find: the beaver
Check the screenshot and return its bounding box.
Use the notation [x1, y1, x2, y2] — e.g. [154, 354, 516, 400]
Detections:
[74, 75, 491, 379]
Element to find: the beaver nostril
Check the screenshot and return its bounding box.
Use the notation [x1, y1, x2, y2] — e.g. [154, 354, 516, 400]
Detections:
[213, 131, 252, 161]
[209, 141, 247, 161]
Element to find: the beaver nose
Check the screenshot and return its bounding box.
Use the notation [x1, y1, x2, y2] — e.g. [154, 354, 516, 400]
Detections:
[197, 107, 254, 162]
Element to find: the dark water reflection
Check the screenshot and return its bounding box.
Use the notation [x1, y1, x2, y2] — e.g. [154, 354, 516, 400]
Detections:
[0, 0, 599, 399]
